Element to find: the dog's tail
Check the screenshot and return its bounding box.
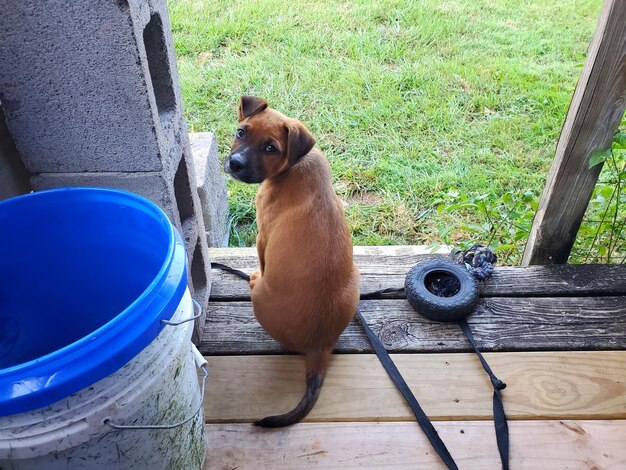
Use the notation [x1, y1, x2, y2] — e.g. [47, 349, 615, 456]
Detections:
[255, 348, 331, 428]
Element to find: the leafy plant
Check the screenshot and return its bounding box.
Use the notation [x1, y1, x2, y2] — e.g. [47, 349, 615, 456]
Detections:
[570, 129, 626, 264]
[434, 189, 538, 264]
[437, 127, 626, 266]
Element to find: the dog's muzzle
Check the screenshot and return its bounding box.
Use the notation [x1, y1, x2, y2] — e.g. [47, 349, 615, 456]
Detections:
[224, 153, 246, 178]
[225, 153, 245, 173]
[224, 151, 263, 183]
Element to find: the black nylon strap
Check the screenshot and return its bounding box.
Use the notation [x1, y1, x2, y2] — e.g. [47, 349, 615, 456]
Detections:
[210, 262, 251, 282]
[459, 319, 509, 470]
[355, 309, 459, 470]
[360, 287, 405, 300]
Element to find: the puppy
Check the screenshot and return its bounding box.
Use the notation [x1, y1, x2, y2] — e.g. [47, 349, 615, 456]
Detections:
[225, 96, 360, 427]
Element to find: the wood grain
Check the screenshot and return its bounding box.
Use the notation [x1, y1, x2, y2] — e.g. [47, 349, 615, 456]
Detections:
[200, 297, 626, 355]
[202, 351, 626, 423]
[208, 247, 626, 300]
[204, 420, 626, 470]
[523, 0, 626, 265]
[208, 246, 444, 300]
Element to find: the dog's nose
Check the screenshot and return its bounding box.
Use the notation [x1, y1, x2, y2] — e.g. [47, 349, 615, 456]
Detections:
[228, 155, 245, 173]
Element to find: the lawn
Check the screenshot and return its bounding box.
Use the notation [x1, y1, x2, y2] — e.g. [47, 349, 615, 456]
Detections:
[168, 0, 603, 256]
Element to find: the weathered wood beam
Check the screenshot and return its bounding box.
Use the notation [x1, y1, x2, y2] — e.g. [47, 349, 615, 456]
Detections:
[209, 247, 626, 299]
[200, 296, 626, 355]
[522, 0, 626, 265]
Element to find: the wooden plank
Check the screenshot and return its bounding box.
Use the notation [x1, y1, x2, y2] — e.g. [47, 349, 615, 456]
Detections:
[200, 297, 626, 355]
[208, 247, 626, 300]
[204, 420, 626, 469]
[209, 245, 450, 262]
[484, 264, 626, 297]
[208, 246, 443, 301]
[523, 0, 626, 265]
[203, 351, 626, 422]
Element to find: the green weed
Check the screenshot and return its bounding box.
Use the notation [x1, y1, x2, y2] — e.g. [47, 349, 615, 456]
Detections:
[434, 189, 538, 264]
[571, 127, 626, 264]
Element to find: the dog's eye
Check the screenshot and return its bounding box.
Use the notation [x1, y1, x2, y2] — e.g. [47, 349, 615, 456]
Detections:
[236, 128, 245, 138]
[265, 143, 277, 153]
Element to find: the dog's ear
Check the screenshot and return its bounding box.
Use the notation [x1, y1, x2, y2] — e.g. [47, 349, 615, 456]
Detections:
[239, 95, 268, 120]
[285, 120, 316, 165]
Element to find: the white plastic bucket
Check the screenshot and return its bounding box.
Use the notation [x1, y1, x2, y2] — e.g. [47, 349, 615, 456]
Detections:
[0, 290, 207, 469]
[0, 189, 207, 469]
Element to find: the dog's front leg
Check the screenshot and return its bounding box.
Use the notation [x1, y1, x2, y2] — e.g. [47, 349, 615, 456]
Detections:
[256, 233, 266, 274]
[249, 271, 261, 290]
[250, 233, 266, 290]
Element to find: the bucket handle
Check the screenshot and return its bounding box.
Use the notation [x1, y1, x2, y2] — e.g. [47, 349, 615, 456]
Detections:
[160, 298, 203, 326]
[104, 343, 208, 431]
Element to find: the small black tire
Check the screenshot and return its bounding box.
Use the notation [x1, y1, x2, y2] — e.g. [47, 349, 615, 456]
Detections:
[404, 259, 479, 322]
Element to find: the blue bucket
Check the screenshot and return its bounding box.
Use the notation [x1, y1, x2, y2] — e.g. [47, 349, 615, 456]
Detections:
[0, 187, 187, 416]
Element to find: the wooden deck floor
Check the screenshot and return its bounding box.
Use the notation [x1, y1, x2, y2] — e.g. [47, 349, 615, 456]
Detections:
[200, 246, 626, 469]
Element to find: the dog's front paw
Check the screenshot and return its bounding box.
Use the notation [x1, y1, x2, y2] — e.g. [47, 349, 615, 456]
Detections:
[249, 271, 261, 289]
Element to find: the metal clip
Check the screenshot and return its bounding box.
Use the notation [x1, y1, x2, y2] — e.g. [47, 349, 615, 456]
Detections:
[104, 344, 208, 431]
[161, 298, 202, 326]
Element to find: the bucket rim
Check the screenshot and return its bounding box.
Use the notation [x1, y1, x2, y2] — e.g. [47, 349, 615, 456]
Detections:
[0, 187, 176, 373]
[0, 187, 188, 415]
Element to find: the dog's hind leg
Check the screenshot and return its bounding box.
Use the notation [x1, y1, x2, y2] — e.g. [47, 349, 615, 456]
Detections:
[249, 271, 261, 290]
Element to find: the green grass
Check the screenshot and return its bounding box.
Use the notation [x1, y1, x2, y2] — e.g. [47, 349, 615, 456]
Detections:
[168, 0, 602, 251]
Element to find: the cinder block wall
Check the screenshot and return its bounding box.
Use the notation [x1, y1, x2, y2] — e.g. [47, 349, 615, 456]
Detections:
[0, 0, 229, 342]
[0, 104, 31, 201]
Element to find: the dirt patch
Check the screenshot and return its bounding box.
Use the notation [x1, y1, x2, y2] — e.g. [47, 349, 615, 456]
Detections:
[345, 191, 383, 206]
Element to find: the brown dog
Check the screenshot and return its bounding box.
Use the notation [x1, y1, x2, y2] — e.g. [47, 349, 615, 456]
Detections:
[225, 96, 360, 427]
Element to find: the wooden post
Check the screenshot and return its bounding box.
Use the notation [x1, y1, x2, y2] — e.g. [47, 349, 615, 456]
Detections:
[522, 0, 626, 266]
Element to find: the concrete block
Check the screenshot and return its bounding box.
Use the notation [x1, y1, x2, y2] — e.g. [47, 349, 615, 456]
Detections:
[0, 1, 167, 173]
[190, 132, 230, 247]
[31, 144, 212, 246]
[0, 104, 31, 201]
[31, 172, 179, 225]
[188, 233, 210, 344]
[173, 146, 197, 229]
[172, 143, 213, 344]
[171, 143, 209, 239]
[125, 0, 190, 180]
[2, 0, 215, 345]
[0, 0, 191, 176]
